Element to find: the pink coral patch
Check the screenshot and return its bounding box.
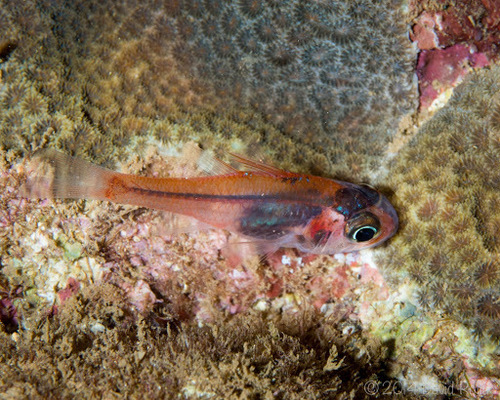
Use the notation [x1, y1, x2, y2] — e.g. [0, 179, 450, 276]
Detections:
[416, 44, 490, 109]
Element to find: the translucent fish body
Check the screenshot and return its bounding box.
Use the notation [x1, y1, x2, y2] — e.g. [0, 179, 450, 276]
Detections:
[22, 150, 398, 255]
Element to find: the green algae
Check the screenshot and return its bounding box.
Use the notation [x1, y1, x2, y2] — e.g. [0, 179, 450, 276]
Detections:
[58, 238, 83, 262]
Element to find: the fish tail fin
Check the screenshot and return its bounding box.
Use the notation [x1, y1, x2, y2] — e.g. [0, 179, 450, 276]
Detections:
[21, 150, 116, 201]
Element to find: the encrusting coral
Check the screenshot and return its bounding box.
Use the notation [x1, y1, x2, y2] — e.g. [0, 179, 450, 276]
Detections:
[159, 0, 418, 158]
[379, 64, 500, 344]
[0, 0, 417, 179]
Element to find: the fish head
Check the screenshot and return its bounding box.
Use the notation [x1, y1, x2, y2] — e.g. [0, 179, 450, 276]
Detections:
[301, 182, 398, 254]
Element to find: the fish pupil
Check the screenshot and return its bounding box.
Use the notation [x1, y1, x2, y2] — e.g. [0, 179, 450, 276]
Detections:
[353, 226, 377, 242]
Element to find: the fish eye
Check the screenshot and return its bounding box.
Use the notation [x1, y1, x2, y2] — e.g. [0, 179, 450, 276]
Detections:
[346, 212, 381, 243]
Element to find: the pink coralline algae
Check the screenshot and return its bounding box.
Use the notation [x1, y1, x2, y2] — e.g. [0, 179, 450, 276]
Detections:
[57, 277, 81, 304]
[92, 207, 388, 321]
[411, 1, 499, 109]
[411, 13, 440, 51]
[411, 2, 500, 54]
[416, 44, 490, 109]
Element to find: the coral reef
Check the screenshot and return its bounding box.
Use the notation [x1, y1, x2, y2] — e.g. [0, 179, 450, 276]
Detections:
[379, 64, 500, 345]
[1, 0, 500, 397]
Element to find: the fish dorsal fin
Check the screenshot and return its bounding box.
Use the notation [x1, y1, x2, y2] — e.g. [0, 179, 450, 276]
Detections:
[181, 142, 238, 176]
[228, 153, 288, 176]
[197, 150, 237, 175]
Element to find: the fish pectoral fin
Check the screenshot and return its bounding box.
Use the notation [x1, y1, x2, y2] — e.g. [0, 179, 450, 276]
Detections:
[228, 152, 289, 177]
[221, 236, 280, 265]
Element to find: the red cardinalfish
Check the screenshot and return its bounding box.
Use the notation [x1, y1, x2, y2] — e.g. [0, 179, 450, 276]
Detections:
[21, 148, 398, 255]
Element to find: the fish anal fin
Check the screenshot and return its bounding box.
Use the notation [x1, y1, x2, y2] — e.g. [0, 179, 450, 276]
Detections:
[153, 212, 212, 236]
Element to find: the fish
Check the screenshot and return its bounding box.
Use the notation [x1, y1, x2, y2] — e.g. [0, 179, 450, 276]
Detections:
[21, 147, 398, 256]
